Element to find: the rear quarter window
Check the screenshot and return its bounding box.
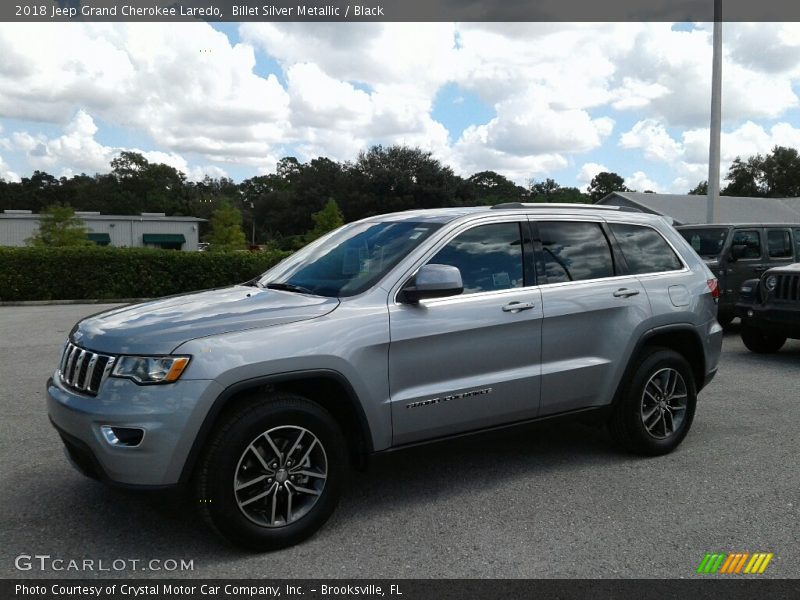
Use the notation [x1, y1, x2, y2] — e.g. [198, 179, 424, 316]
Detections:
[609, 223, 683, 275]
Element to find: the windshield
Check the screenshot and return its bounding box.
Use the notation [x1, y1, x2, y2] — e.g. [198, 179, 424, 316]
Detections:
[258, 221, 444, 297]
[678, 227, 730, 259]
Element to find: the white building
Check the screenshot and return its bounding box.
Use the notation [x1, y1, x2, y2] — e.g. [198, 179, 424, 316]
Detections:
[0, 210, 205, 250]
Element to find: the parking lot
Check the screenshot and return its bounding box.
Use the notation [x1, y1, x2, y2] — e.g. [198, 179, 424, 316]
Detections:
[1, 304, 798, 579]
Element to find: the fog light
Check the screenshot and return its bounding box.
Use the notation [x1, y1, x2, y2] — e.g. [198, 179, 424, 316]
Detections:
[100, 426, 145, 447]
[747, 310, 754, 317]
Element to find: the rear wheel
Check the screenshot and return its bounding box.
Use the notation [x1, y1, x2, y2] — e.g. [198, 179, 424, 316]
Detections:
[740, 323, 786, 354]
[196, 393, 346, 550]
[608, 348, 697, 456]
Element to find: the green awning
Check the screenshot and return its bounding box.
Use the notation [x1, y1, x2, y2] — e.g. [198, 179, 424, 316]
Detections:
[86, 232, 111, 245]
[143, 233, 186, 244]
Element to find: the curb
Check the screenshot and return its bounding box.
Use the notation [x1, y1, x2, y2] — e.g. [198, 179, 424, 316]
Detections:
[0, 298, 149, 306]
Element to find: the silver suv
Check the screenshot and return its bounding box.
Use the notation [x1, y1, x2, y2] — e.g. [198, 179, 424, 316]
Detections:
[47, 203, 723, 550]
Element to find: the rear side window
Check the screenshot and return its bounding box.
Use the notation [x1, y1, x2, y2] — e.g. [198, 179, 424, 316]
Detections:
[677, 227, 728, 258]
[732, 230, 761, 259]
[538, 221, 614, 283]
[767, 229, 792, 258]
[429, 222, 524, 294]
[610, 224, 683, 274]
[795, 230, 800, 259]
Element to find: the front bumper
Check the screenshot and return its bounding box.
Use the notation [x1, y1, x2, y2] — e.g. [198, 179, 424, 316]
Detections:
[46, 372, 223, 487]
[735, 302, 800, 338]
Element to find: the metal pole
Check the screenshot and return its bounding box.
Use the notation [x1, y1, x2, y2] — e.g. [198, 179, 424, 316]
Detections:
[250, 202, 255, 246]
[707, 0, 723, 223]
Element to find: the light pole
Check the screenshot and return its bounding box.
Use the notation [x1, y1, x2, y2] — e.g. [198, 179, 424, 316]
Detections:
[250, 202, 255, 246]
[707, 0, 722, 223]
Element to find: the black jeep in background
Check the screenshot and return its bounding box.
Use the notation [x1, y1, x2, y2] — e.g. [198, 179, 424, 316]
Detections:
[736, 263, 800, 353]
[677, 224, 800, 327]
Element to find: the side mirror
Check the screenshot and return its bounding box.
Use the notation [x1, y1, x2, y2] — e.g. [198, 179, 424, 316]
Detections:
[730, 243, 747, 261]
[399, 264, 463, 304]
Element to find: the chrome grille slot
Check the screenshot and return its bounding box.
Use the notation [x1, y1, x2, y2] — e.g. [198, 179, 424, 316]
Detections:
[58, 342, 115, 396]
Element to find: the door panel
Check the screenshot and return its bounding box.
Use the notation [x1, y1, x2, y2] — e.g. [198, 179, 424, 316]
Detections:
[389, 288, 543, 445]
[539, 277, 650, 414]
[727, 228, 765, 296]
[535, 220, 651, 415]
[388, 220, 542, 446]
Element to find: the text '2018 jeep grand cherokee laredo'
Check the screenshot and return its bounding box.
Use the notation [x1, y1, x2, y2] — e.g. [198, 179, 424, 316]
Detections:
[47, 204, 722, 550]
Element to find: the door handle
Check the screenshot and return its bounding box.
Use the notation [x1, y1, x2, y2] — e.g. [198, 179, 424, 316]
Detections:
[502, 301, 535, 312]
[613, 288, 640, 298]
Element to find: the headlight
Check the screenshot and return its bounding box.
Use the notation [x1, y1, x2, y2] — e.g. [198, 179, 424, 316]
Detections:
[112, 356, 190, 384]
[765, 275, 777, 292]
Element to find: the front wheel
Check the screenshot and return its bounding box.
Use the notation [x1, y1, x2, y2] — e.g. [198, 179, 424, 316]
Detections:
[740, 323, 786, 354]
[196, 393, 347, 551]
[608, 348, 697, 456]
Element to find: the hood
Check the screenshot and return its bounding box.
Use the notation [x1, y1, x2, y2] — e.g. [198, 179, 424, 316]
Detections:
[73, 286, 339, 355]
[765, 262, 800, 274]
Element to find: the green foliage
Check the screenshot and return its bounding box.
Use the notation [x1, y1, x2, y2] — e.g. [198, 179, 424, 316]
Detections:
[688, 181, 708, 195]
[721, 146, 800, 197]
[466, 171, 526, 205]
[529, 178, 590, 203]
[26, 204, 93, 247]
[0, 247, 290, 301]
[206, 202, 247, 250]
[587, 172, 631, 202]
[307, 198, 344, 241]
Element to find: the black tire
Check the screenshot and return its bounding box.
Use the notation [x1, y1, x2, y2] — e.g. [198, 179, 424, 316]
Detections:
[716, 310, 735, 328]
[195, 393, 347, 551]
[740, 323, 786, 354]
[608, 347, 697, 456]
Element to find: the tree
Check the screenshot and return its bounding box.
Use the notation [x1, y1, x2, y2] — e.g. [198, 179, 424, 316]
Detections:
[587, 172, 631, 202]
[529, 178, 590, 204]
[722, 156, 763, 197]
[206, 202, 246, 250]
[350, 145, 460, 215]
[760, 146, 800, 197]
[467, 171, 525, 205]
[307, 198, 344, 241]
[26, 204, 93, 247]
[688, 181, 708, 195]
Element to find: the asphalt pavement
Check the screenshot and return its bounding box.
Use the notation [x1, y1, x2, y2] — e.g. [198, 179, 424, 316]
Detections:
[1, 304, 798, 579]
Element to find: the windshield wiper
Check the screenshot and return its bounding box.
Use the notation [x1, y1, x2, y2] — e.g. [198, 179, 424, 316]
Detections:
[265, 282, 314, 295]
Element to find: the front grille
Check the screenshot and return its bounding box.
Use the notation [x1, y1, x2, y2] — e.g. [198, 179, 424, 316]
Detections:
[59, 341, 115, 396]
[773, 274, 800, 302]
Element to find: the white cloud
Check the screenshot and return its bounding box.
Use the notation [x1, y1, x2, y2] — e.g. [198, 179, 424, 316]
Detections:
[0, 23, 289, 166]
[619, 119, 683, 163]
[577, 162, 608, 186]
[0, 152, 19, 181]
[11, 110, 113, 174]
[626, 170, 659, 192]
[6, 110, 233, 181]
[3, 22, 800, 187]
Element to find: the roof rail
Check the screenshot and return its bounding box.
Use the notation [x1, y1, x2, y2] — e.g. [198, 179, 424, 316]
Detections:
[491, 202, 641, 213]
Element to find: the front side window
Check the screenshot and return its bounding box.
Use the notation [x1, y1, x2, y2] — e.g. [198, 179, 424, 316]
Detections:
[731, 229, 761, 259]
[538, 221, 615, 283]
[794, 230, 800, 259]
[429, 222, 524, 295]
[610, 223, 683, 274]
[767, 229, 792, 258]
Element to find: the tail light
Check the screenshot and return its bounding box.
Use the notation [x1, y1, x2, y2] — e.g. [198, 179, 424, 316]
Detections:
[707, 278, 720, 299]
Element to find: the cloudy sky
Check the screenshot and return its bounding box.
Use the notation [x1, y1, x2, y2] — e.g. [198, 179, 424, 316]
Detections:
[2, 22, 800, 193]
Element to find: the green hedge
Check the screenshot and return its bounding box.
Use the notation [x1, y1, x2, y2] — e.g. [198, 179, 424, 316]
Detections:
[0, 247, 291, 301]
